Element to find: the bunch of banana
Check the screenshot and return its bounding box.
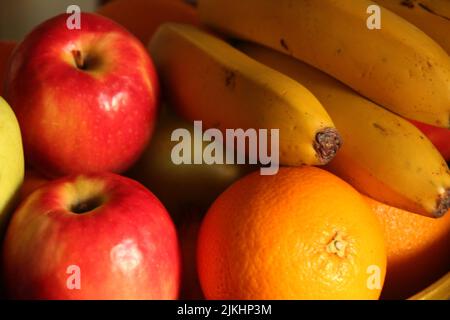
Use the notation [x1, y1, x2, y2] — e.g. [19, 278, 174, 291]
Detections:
[373, 0, 450, 54]
[198, 0, 450, 128]
[239, 43, 450, 218]
[149, 23, 342, 167]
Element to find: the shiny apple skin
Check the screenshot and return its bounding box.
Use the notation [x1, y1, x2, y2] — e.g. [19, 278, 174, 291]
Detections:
[4, 13, 159, 178]
[2, 173, 180, 300]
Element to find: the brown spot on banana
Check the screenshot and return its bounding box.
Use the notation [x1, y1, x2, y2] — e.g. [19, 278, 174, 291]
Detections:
[314, 128, 342, 165]
[401, 0, 415, 9]
[400, 0, 450, 21]
[224, 68, 236, 89]
[373, 123, 388, 135]
[418, 2, 450, 21]
[280, 38, 289, 52]
[400, 0, 450, 20]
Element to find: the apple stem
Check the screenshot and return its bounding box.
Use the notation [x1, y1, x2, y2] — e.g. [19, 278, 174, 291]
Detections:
[72, 50, 85, 70]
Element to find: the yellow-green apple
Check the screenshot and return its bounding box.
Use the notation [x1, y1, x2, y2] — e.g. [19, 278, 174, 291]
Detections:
[0, 97, 24, 237]
[0, 41, 16, 96]
[127, 105, 256, 220]
[4, 13, 159, 178]
[2, 173, 180, 299]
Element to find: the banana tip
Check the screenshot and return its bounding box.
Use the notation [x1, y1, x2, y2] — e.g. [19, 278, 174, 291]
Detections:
[314, 128, 342, 165]
[434, 189, 450, 218]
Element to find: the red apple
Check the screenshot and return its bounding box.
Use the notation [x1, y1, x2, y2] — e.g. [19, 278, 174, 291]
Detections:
[2, 173, 180, 299]
[19, 169, 49, 202]
[3, 13, 159, 178]
[411, 120, 450, 161]
[0, 41, 16, 96]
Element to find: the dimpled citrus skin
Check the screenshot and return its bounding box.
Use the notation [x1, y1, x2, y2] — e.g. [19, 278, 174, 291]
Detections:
[365, 196, 450, 299]
[197, 166, 387, 300]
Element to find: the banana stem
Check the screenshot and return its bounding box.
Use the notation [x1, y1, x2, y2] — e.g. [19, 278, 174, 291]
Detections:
[314, 128, 342, 165]
[434, 189, 450, 217]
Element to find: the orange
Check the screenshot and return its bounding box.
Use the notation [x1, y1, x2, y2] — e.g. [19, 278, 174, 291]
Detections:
[0, 41, 16, 96]
[96, 0, 200, 45]
[197, 166, 387, 300]
[365, 196, 450, 300]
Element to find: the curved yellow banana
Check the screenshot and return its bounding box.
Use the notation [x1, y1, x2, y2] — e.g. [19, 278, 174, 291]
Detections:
[240, 43, 450, 217]
[149, 23, 341, 166]
[374, 0, 450, 54]
[198, 0, 450, 128]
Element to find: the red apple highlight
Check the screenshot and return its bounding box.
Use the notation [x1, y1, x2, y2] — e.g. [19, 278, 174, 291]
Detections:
[4, 13, 159, 177]
[2, 173, 180, 299]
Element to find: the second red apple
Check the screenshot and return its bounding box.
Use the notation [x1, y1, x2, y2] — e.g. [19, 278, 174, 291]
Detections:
[3, 173, 180, 299]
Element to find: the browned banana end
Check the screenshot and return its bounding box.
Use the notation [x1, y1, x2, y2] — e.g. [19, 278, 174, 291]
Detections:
[314, 128, 342, 165]
[434, 189, 450, 218]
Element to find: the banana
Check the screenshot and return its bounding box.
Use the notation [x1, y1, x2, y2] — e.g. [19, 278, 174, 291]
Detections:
[149, 23, 341, 167]
[239, 43, 450, 217]
[198, 0, 450, 128]
[374, 0, 450, 54]
[410, 271, 450, 300]
[420, 0, 450, 18]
